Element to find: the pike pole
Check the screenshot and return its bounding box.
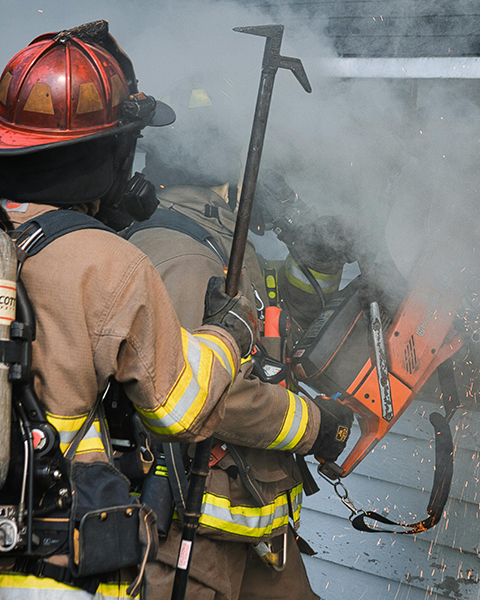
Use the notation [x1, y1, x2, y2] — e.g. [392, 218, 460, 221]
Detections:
[226, 24, 312, 296]
[171, 24, 311, 600]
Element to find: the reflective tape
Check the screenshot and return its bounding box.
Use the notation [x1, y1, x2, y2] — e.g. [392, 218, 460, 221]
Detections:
[193, 332, 235, 380]
[46, 413, 104, 456]
[285, 254, 342, 295]
[267, 390, 309, 451]
[136, 329, 220, 435]
[199, 484, 303, 538]
[0, 573, 131, 599]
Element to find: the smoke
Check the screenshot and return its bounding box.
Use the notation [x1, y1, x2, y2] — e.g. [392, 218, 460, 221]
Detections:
[1, 0, 480, 357]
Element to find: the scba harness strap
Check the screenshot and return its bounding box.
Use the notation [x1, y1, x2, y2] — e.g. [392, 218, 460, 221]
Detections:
[4, 209, 157, 596]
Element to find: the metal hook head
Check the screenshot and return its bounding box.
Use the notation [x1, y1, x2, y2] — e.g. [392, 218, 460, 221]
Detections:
[233, 24, 312, 94]
[233, 24, 284, 40]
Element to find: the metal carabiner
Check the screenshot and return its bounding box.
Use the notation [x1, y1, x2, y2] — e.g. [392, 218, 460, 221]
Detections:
[252, 285, 265, 322]
[318, 466, 364, 521]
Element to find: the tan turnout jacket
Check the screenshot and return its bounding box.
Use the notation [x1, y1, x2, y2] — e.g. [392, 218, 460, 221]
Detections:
[129, 185, 321, 544]
[8, 202, 240, 456]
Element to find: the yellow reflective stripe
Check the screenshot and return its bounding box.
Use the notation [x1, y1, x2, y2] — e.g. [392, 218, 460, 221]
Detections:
[0, 573, 131, 598]
[46, 413, 104, 455]
[193, 332, 235, 380]
[240, 355, 252, 366]
[198, 484, 303, 538]
[136, 330, 214, 435]
[267, 390, 308, 451]
[285, 254, 342, 295]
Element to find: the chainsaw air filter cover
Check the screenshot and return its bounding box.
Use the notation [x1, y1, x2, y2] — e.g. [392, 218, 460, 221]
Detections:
[292, 278, 371, 396]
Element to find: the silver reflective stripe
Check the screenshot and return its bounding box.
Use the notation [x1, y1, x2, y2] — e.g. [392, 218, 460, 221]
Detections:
[142, 333, 202, 430]
[57, 421, 100, 447]
[272, 393, 306, 451]
[0, 586, 94, 600]
[202, 498, 290, 531]
[195, 335, 233, 378]
[0, 581, 129, 600]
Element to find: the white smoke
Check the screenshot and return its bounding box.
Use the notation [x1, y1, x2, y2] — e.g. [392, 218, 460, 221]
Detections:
[1, 0, 479, 329]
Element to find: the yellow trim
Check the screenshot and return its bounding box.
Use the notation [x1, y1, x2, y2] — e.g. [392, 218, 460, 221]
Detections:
[198, 484, 303, 537]
[46, 413, 104, 455]
[177, 339, 213, 428]
[267, 391, 308, 451]
[136, 330, 214, 435]
[0, 573, 133, 597]
[193, 332, 236, 379]
[285, 254, 342, 295]
[46, 411, 88, 428]
[240, 355, 252, 366]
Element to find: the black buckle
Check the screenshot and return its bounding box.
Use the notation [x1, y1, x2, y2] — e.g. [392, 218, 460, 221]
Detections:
[0, 321, 32, 382]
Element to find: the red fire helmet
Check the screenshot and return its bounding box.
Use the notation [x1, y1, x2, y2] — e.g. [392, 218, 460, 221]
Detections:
[0, 21, 175, 155]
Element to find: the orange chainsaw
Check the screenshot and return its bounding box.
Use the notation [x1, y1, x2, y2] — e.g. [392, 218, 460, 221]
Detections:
[290, 227, 477, 531]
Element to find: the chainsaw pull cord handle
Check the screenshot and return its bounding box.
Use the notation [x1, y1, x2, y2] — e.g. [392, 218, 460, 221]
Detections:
[318, 411, 454, 534]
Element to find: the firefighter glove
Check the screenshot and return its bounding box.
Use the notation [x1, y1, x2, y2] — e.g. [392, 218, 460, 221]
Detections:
[309, 397, 354, 462]
[203, 276, 257, 358]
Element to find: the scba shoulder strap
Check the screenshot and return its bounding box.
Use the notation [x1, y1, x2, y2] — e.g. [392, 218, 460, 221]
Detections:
[125, 207, 228, 265]
[12, 209, 115, 258]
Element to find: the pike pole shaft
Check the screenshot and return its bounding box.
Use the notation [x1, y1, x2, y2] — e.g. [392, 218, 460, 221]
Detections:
[170, 437, 212, 600]
[225, 24, 311, 297]
[226, 61, 277, 296]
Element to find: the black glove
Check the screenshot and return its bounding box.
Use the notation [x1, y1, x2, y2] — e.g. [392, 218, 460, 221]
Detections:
[309, 397, 354, 463]
[203, 276, 257, 358]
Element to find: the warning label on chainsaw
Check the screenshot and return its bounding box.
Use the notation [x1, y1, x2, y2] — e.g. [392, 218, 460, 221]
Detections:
[0, 280, 16, 323]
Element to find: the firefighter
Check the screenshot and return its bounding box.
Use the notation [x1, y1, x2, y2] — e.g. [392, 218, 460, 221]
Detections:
[127, 78, 354, 599]
[0, 23, 257, 599]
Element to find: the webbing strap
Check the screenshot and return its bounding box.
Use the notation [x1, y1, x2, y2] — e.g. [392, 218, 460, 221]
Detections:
[125, 208, 228, 265]
[351, 412, 453, 534]
[63, 394, 103, 462]
[437, 358, 462, 423]
[12, 209, 115, 257]
[163, 442, 189, 522]
[295, 454, 319, 496]
[13, 556, 101, 594]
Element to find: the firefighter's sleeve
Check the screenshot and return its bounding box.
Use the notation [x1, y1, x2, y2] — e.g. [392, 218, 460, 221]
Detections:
[214, 359, 320, 454]
[147, 248, 321, 453]
[95, 254, 240, 442]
